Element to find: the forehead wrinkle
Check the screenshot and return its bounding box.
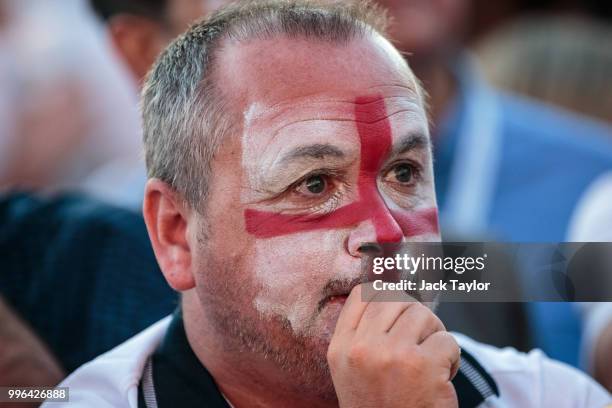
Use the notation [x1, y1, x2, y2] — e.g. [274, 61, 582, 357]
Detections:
[270, 117, 362, 141]
[365, 83, 418, 91]
[262, 83, 420, 110]
[279, 143, 346, 165]
[242, 81, 422, 125]
[253, 108, 426, 184]
[268, 93, 420, 115]
[247, 94, 423, 139]
[354, 106, 423, 125]
[266, 103, 423, 145]
[365, 82, 422, 99]
[243, 101, 426, 182]
[246, 99, 352, 127]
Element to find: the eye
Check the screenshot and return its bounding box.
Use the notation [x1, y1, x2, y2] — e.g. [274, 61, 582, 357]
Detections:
[295, 174, 329, 197]
[388, 163, 416, 184]
[285, 170, 347, 215]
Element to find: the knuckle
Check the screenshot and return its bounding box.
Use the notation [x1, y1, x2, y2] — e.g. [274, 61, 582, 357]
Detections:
[405, 353, 428, 376]
[431, 314, 446, 331]
[412, 301, 429, 315]
[376, 350, 395, 370]
[410, 348, 427, 369]
[327, 343, 339, 365]
[439, 331, 458, 348]
[346, 341, 370, 367]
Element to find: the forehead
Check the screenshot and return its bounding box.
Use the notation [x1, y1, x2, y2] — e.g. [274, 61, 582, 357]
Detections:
[214, 32, 428, 165]
[216, 31, 422, 112]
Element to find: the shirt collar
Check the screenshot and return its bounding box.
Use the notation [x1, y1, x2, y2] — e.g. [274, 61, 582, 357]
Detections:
[141, 310, 499, 408]
[139, 308, 230, 408]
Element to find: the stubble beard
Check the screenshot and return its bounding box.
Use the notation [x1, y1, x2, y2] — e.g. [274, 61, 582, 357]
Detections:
[194, 246, 339, 402]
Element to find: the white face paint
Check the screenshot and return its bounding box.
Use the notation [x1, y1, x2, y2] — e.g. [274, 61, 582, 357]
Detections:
[241, 102, 264, 189]
[239, 97, 438, 338]
[252, 229, 358, 337]
[225, 35, 438, 341]
[239, 99, 364, 338]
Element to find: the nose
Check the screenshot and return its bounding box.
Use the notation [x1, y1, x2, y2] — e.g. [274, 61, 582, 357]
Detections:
[347, 208, 404, 257]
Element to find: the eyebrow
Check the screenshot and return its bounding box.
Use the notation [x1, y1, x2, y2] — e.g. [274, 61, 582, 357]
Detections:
[279, 143, 345, 165]
[276, 133, 427, 168]
[391, 132, 430, 157]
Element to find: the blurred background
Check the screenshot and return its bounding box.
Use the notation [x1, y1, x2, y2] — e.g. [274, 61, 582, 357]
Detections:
[0, 0, 610, 201]
[0, 0, 611, 402]
[1, 0, 610, 204]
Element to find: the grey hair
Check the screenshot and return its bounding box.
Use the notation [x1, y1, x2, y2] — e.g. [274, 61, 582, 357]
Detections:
[141, 0, 388, 209]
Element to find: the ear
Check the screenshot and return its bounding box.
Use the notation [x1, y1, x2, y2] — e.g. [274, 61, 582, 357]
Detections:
[143, 179, 196, 291]
[107, 14, 167, 81]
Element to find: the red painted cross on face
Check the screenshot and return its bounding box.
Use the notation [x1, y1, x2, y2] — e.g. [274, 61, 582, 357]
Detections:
[244, 94, 439, 241]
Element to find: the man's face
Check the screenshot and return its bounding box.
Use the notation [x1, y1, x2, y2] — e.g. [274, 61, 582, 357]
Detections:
[190, 33, 438, 395]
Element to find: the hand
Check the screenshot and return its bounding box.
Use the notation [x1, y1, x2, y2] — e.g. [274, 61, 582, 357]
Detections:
[327, 284, 460, 408]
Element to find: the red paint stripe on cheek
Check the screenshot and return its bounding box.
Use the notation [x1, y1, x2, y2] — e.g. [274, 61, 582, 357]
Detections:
[244, 206, 439, 239]
[244, 203, 363, 239]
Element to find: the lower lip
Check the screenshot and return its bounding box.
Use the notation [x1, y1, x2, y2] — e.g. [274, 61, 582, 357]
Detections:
[328, 295, 348, 305]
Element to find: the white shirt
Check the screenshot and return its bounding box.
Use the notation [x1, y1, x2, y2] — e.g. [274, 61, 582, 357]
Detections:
[568, 171, 612, 372]
[43, 316, 611, 408]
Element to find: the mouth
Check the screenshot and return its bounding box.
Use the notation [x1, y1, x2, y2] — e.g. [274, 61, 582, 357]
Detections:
[326, 294, 348, 305]
[318, 277, 363, 312]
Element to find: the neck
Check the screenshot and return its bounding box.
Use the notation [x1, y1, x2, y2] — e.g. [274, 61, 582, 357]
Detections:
[182, 293, 336, 408]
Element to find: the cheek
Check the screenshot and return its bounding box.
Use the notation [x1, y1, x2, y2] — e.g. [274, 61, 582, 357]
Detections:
[251, 229, 350, 334]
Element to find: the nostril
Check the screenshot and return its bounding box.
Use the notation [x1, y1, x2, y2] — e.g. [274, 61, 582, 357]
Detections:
[357, 242, 383, 256]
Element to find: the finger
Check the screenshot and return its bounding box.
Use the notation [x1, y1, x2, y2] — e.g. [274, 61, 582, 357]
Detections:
[420, 331, 461, 380]
[450, 351, 461, 380]
[388, 302, 445, 344]
[333, 283, 379, 334]
[356, 293, 420, 336]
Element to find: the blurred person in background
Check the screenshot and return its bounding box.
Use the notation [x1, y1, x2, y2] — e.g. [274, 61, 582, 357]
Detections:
[477, 16, 612, 124]
[0, 0, 218, 208]
[0, 192, 176, 388]
[468, 0, 612, 42]
[477, 14, 612, 385]
[89, 0, 226, 81]
[84, 0, 226, 206]
[374, 0, 612, 368]
[0, 0, 220, 390]
[0, 0, 141, 200]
